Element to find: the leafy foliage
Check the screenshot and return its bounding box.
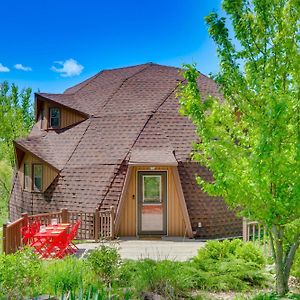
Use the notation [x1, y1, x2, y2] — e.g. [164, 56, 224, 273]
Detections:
[190, 239, 268, 292]
[0, 240, 272, 298]
[0, 248, 42, 299]
[86, 244, 121, 286]
[0, 81, 34, 165]
[0, 82, 34, 225]
[179, 0, 300, 295]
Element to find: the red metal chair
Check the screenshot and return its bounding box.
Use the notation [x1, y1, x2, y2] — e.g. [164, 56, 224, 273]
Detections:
[67, 220, 81, 253]
[41, 220, 81, 259]
[21, 220, 41, 245]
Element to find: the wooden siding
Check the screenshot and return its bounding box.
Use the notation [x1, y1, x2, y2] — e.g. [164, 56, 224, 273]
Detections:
[118, 166, 187, 237]
[18, 152, 58, 192]
[40, 102, 84, 130]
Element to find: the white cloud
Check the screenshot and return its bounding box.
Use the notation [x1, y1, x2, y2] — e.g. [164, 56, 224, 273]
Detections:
[14, 63, 32, 71]
[51, 58, 84, 77]
[0, 63, 10, 72]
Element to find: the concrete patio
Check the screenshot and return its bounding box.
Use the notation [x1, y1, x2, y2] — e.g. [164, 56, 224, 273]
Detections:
[76, 238, 205, 261]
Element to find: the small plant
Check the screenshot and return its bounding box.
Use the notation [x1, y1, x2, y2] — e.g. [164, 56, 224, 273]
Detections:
[86, 244, 121, 287]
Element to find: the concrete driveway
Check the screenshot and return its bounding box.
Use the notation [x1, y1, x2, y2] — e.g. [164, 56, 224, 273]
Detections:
[76, 238, 205, 261]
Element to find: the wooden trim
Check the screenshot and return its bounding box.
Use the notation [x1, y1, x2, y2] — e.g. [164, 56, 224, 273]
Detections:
[128, 162, 178, 166]
[115, 166, 133, 233]
[171, 167, 193, 238]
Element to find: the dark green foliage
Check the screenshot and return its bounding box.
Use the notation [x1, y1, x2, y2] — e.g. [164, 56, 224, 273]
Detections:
[0, 248, 42, 299]
[191, 240, 268, 292]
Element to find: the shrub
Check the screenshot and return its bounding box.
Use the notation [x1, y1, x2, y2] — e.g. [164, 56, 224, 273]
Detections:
[42, 256, 84, 298]
[191, 239, 268, 292]
[0, 248, 42, 299]
[86, 244, 121, 287]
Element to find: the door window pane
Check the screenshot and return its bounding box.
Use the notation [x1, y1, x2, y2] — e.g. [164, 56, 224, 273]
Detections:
[141, 175, 163, 232]
[33, 164, 43, 191]
[143, 175, 161, 203]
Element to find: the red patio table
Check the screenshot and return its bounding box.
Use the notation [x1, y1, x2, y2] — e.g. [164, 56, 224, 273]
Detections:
[30, 223, 70, 258]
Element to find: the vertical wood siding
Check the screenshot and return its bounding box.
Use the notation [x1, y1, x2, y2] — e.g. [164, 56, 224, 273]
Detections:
[40, 102, 84, 130]
[118, 166, 186, 237]
[18, 152, 58, 192]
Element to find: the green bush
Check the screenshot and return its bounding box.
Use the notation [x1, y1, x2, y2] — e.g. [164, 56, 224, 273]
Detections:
[191, 239, 268, 292]
[42, 256, 84, 298]
[0, 248, 42, 299]
[86, 244, 121, 287]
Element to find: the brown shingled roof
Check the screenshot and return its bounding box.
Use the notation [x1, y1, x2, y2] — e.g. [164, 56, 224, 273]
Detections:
[10, 63, 241, 237]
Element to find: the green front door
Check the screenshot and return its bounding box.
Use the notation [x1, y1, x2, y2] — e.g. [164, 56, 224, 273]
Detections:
[137, 171, 167, 235]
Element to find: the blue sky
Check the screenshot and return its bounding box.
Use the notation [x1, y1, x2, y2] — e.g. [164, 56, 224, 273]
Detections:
[0, 0, 222, 94]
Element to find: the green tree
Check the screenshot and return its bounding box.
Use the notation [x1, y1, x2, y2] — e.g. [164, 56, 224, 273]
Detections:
[0, 82, 34, 224]
[0, 81, 33, 165]
[179, 0, 300, 295]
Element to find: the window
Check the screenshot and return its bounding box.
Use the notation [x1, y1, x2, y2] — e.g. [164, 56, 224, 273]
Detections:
[49, 107, 60, 128]
[33, 164, 43, 191]
[142, 175, 162, 203]
[24, 163, 30, 191]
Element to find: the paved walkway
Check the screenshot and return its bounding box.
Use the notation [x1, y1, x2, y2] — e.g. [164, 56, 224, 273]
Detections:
[77, 238, 205, 261]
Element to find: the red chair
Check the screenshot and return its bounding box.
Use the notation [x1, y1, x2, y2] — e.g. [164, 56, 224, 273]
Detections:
[42, 220, 81, 259]
[21, 220, 41, 245]
[67, 220, 81, 253]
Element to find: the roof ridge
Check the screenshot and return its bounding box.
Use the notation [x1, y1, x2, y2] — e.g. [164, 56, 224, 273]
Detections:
[64, 63, 152, 95]
[66, 71, 104, 95]
[96, 63, 152, 114]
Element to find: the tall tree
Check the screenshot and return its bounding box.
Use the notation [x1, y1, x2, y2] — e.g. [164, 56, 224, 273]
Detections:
[0, 81, 33, 165]
[0, 82, 34, 224]
[179, 0, 300, 295]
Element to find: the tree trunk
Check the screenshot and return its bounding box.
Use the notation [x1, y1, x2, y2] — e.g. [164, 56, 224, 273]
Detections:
[270, 226, 300, 296]
[275, 262, 289, 296]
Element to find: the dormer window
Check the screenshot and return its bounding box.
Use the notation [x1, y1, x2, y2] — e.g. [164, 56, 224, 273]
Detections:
[49, 107, 60, 128]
